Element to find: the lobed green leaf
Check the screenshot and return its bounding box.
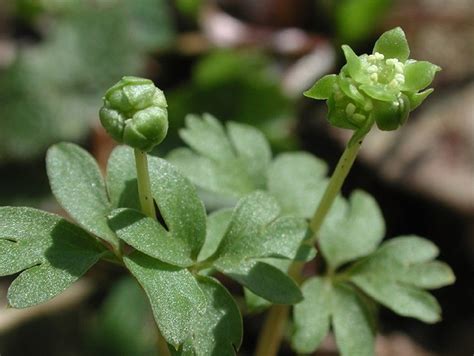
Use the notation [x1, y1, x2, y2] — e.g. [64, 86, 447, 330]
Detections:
[332, 283, 375, 356]
[107, 146, 207, 263]
[319, 190, 385, 270]
[378, 235, 439, 264]
[267, 152, 328, 219]
[292, 277, 375, 355]
[243, 258, 293, 312]
[352, 276, 441, 323]
[106, 145, 141, 211]
[211, 192, 306, 304]
[177, 276, 243, 355]
[124, 252, 207, 348]
[349, 236, 455, 323]
[398, 261, 455, 289]
[0, 207, 105, 308]
[108, 209, 194, 267]
[198, 209, 233, 262]
[167, 114, 271, 202]
[167, 116, 332, 221]
[223, 261, 302, 304]
[213, 192, 307, 264]
[292, 277, 332, 353]
[46, 142, 119, 249]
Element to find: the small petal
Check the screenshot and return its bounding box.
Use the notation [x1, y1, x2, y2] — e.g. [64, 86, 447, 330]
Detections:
[341, 45, 365, 83]
[360, 84, 398, 102]
[403, 61, 441, 92]
[338, 76, 366, 106]
[373, 27, 410, 62]
[304, 74, 337, 100]
[407, 88, 434, 110]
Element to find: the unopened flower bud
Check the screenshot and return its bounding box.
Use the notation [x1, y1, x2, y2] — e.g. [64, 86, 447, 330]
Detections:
[99, 76, 168, 151]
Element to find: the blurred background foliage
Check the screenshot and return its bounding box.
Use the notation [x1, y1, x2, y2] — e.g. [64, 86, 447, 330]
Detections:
[0, 0, 472, 355]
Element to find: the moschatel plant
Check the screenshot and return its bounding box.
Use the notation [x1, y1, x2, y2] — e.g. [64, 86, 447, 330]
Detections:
[0, 28, 454, 355]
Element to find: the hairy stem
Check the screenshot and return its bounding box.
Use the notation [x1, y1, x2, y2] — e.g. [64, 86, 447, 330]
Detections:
[134, 149, 156, 219]
[254, 127, 370, 356]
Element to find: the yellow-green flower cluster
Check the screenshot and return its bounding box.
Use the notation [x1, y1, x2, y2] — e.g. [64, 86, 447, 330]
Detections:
[306, 27, 440, 131]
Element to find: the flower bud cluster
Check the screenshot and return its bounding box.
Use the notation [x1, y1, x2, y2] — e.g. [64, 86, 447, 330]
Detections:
[100, 76, 168, 151]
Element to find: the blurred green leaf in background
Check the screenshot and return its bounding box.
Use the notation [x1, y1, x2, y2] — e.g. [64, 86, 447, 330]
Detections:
[0, 0, 175, 162]
[85, 277, 157, 356]
[167, 50, 297, 151]
[334, 0, 392, 44]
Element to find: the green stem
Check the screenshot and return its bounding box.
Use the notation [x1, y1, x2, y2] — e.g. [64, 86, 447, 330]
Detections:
[308, 137, 362, 241]
[156, 333, 171, 356]
[254, 305, 289, 356]
[254, 125, 371, 356]
[134, 149, 171, 356]
[134, 149, 156, 219]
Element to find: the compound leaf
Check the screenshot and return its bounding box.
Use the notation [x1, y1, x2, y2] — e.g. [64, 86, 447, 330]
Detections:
[124, 251, 207, 348]
[46, 142, 119, 249]
[167, 114, 271, 201]
[167, 116, 336, 223]
[349, 236, 455, 323]
[0, 207, 105, 308]
[211, 192, 306, 304]
[292, 278, 375, 355]
[213, 192, 307, 265]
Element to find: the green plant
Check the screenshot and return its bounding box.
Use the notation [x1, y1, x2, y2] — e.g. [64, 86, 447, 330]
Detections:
[0, 28, 454, 355]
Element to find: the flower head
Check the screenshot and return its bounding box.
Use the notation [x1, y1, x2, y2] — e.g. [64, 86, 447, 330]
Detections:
[305, 27, 440, 131]
[99, 76, 168, 151]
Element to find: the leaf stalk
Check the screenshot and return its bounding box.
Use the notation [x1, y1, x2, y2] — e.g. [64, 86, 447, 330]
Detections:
[255, 124, 372, 356]
[134, 148, 171, 356]
[134, 149, 156, 219]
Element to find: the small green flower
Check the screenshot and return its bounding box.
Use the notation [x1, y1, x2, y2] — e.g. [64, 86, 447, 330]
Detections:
[99, 76, 168, 151]
[305, 27, 440, 131]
